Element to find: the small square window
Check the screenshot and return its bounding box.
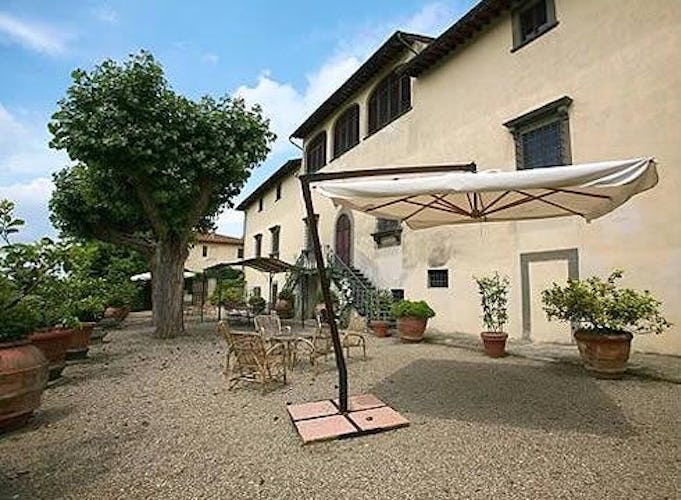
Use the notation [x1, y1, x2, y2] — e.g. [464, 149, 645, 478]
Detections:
[428, 269, 449, 288]
[512, 0, 557, 51]
[391, 289, 404, 301]
[201, 245, 208, 257]
[237, 247, 244, 259]
[275, 183, 282, 201]
[258, 198, 263, 212]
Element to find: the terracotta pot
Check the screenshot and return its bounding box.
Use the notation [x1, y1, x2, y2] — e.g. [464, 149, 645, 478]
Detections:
[66, 323, 95, 360]
[29, 328, 72, 380]
[274, 299, 293, 319]
[104, 307, 130, 322]
[480, 332, 508, 358]
[574, 329, 633, 379]
[370, 320, 391, 337]
[0, 340, 48, 431]
[397, 317, 428, 342]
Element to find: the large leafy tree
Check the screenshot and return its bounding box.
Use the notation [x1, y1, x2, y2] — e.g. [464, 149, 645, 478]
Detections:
[49, 52, 274, 337]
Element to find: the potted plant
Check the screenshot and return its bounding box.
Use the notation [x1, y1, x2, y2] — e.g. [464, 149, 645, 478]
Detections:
[541, 269, 670, 378]
[248, 294, 267, 315]
[369, 289, 393, 337]
[275, 289, 295, 319]
[391, 299, 435, 342]
[0, 200, 49, 430]
[474, 273, 510, 358]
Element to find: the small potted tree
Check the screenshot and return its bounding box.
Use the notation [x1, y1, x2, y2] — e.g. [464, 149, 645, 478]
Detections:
[474, 273, 510, 358]
[541, 269, 670, 378]
[369, 289, 393, 337]
[275, 289, 295, 319]
[391, 299, 435, 342]
[248, 294, 266, 315]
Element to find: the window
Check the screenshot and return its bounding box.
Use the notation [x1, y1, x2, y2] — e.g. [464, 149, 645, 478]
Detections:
[270, 225, 280, 258]
[428, 269, 449, 288]
[372, 218, 402, 248]
[333, 104, 360, 158]
[252, 286, 261, 297]
[201, 245, 208, 257]
[368, 72, 411, 135]
[254, 234, 262, 258]
[512, 0, 557, 50]
[275, 182, 282, 201]
[306, 131, 327, 173]
[503, 96, 572, 170]
[237, 247, 244, 259]
[258, 198, 263, 212]
[391, 289, 404, 301]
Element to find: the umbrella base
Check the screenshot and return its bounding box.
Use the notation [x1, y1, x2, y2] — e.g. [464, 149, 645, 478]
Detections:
[287, 393, 409, 444]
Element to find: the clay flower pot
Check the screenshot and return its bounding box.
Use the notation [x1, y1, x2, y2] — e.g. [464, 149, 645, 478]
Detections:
[480, 332, 508, 358]
[0, 340, 49, 432]
[29, 328, 72, 380]
[370, 320, 391, 337]
[397, 317, 428, 342]
[66, 322, 95, 360]
[104, 306, 130, 322]
[274, 299, 293, 319]
[574, 329, 633, 379]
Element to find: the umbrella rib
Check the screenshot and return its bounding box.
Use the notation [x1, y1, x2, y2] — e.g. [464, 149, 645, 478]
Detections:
[515, 189, 585, 217]
[431, 194, 472, 217]
[553, 188, 612, 200]
[484, 190, 575, 216]
[366, 196, 414, 213]
[481, 191, 511, 213]
[402, 197, 453, 222]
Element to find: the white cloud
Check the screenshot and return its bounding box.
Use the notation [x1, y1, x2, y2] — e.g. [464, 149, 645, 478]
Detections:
[0, 12, 69, 56]
[92, 6, 119, 24]
[0, 103, 67, 182]
[0, 177, 55, 242]
[234, 2, 459, 152]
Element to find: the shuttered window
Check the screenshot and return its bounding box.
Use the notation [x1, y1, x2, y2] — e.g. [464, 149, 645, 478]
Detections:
[333, 105, 360, 158]
[368, 72, 411, 135]
[306, 131, 327, 173]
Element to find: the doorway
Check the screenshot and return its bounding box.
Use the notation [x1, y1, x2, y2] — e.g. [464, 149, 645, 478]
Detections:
[335, 213, 352, 266]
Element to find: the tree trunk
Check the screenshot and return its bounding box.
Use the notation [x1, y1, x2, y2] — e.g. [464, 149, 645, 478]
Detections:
[150, 237, 188, 338]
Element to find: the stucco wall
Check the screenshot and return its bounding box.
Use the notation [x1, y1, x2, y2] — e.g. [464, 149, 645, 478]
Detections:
[185, 241, 242, 273]
[300, 0, 681, 355]
[241, 166, 306, 303]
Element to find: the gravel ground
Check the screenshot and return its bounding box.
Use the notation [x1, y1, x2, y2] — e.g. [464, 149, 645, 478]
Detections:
[1, 322, 679, 499]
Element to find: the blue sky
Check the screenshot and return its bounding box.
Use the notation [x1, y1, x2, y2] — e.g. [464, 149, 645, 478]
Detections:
[0, 0, 475, 241]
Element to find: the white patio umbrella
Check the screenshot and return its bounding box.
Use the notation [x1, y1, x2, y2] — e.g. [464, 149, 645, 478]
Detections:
[130, 270, 196, 282]
[313, 157, 657, 228]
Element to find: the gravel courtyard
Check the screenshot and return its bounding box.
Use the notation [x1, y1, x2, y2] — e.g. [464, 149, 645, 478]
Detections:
[1, 321, 679, 499]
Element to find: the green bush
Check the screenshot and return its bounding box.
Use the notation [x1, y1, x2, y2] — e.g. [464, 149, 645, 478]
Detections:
[248, 295, 266, 315]
[541, 269, 671, 335]
[391, 299, 435, 319]
[0, 277, 40, 342]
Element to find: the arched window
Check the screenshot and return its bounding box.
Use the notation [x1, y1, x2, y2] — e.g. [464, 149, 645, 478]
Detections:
[368, 72, 411, 135]
[333, 104, 359, 158]
[305, 131, 327, 173]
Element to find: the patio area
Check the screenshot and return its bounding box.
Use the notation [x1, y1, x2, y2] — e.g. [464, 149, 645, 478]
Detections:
[1, 319, 678, 499]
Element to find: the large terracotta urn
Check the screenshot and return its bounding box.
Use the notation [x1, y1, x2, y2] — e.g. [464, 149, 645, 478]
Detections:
[29, 328, 72, 380]
[480, 332, 508, 358]
[0, 340, 48, 431]
[397, 317, 428, 342]
[574, 329, 633, 379]
[66, 322, 95, 360]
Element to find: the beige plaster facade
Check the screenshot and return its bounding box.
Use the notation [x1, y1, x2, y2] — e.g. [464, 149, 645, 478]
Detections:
[244, 0, 681, 355]
[185, 234, 244, 298]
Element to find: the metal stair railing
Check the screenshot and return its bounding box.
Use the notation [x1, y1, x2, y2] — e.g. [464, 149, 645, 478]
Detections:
[326, 248, 378, 319]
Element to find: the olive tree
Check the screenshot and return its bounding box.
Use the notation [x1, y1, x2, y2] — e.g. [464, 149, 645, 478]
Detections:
[49, 51, 274, 337]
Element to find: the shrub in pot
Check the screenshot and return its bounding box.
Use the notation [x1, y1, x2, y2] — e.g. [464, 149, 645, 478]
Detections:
[541, 269, 670, 378]
[103, 281, 138, 323]
[275, 289, 295, 319]
[369, 289, 394, 337]
[474, 273, 510, 358]
[391, 299, 435, 342]
[248, 295, 266, 315]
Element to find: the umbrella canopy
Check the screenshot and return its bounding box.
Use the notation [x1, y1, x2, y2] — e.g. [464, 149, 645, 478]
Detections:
[130, 270, 196, 282]
[313, 157, 657, 229]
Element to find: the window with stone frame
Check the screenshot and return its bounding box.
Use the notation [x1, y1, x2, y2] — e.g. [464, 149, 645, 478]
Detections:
[269, 225, 280, 258]
[428, 269, 449, 288]
[511, 0, 558, 51]
[503, 96, 572, 170]
[306, 131, 327, 173]
[254, 233, 262, 258]
[372, 217, 402, 248]
[333, 104, 360, 158]
[368, 71, 411, 135]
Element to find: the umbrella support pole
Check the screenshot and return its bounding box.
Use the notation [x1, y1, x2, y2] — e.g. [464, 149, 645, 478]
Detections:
[300, 177, 348, 413]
